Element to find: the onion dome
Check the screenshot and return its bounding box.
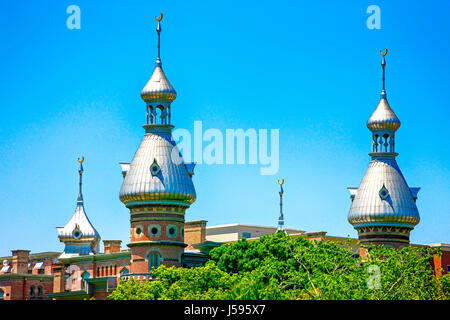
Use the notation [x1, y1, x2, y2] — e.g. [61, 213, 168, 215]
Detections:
[140, 17, 177, 103]
[366, 97, 401, 132]
[119, 126, 196, 206]
[366, 49, 401, 132]
[348, 157, 420, 229]
[140, 58, 177, 103]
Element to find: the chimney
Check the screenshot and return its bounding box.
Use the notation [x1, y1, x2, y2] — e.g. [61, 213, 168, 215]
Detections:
[103, 240, 122, 254]
[184, 220, 208, 247]
[11, 250, 30, 274]
[52, 264, 66, 294]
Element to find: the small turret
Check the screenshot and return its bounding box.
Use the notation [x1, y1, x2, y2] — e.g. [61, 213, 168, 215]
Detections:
[57, 157, 101, 258]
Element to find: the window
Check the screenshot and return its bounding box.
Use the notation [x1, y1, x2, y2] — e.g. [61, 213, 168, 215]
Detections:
[38, 269, 45, 274]
[148, 252, 161, 272]
[30, 286, 35, 299]
[0, 289, 4, 300]
[148, 224, 161, 237]
[150, 159, 161, 177]
[37, 287, 43, 299]
[135, 225, 144, 237]
[120, 267, 129, 275]
[82, 272, 90, 290]
[447, 265, 450, 273]
[242, 232, 251, 239]
[166, 225, 177, 238]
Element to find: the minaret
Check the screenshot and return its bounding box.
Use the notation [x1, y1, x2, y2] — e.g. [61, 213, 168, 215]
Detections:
[119, 13, 196, 275]
[57, 157, 101, 258]
[277, 179, 285, 232]
[347, 50, 420, 248]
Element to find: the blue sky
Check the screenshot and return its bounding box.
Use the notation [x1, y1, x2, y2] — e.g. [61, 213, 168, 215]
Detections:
[0, 0, 449, 256]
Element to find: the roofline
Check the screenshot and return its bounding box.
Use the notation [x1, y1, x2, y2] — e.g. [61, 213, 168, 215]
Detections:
[206, 223, 305, 233]
[0, 251, 61, 261]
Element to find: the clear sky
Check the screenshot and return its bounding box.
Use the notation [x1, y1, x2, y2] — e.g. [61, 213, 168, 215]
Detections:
[0, 0, 449, 256]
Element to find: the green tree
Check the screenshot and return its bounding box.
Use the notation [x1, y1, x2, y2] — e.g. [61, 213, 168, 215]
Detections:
[110, 232, 449, 300]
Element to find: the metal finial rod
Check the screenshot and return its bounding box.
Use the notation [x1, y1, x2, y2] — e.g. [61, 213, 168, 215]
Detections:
[277, 179, 285, 231]
[78, 156, 84, 197]
[380, 48, 388, 94]
[156, 12, 163, 59]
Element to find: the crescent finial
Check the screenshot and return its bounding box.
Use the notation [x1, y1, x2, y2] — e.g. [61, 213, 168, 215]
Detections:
[155, 12, 163, 22]
[78, 156, 84, 164]
[278, 179, 285, 186]
[380, 48, 388, 56]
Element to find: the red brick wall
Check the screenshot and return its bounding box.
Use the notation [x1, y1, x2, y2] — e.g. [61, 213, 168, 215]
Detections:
[0, 278, 53, 300]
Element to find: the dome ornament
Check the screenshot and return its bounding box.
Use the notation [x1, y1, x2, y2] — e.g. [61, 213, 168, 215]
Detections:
[379, 184, 389, 200]
[380, 48, 388, 56]
[155, 12, 163, 22]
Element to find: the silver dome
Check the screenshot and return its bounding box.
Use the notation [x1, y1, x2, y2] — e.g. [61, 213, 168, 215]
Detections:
[348, 156, 420, 228]
[367, 96, 401, 132]
[140, 59, 177, 103]
[119, 125, 196, 206]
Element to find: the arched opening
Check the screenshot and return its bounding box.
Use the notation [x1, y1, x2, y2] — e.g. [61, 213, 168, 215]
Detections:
[148, 251, 161, 273]
[81, 271, 90, 291]
[373, 134, 379, 152]
[156, 105, 166, 124]
[0, 289, 4, 300]
[382, 134, 390, 152]
[120, 267, 129, 275]
[30, 286, 35, 299]
[37, 286, 43, 299]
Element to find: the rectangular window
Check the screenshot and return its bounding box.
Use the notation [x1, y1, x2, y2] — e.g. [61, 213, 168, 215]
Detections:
[38, 269, 45, 274]
[242, 232, 251, 238]
[447, 265, 450, 273]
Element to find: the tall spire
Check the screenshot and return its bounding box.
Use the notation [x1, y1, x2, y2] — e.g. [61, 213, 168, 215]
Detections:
[77, 156, 84, 203]
[381, 48, 387, 98]
[141, 12, 177, 125]
[277, 179, 285, 232]
[57, 157, 101, 257]
[156, 12, 162, 62]
[366, 49, 401, 154]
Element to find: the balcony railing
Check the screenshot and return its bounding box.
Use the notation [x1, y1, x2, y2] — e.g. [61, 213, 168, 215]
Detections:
[119, 273, 156, 281]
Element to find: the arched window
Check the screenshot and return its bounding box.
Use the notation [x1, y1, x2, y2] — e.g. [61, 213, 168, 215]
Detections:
[82, 271, 90, 280]
[30, 286, 35, 299]
[0, 289, 4, 300]
[37, 286, 43, 299]
[120, 267, 129, 275]
[81, 271, 90, 291]
[148, 252, 161, 273]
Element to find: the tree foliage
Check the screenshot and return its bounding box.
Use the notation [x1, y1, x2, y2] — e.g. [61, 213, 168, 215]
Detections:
[109, 232, 449, 300]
